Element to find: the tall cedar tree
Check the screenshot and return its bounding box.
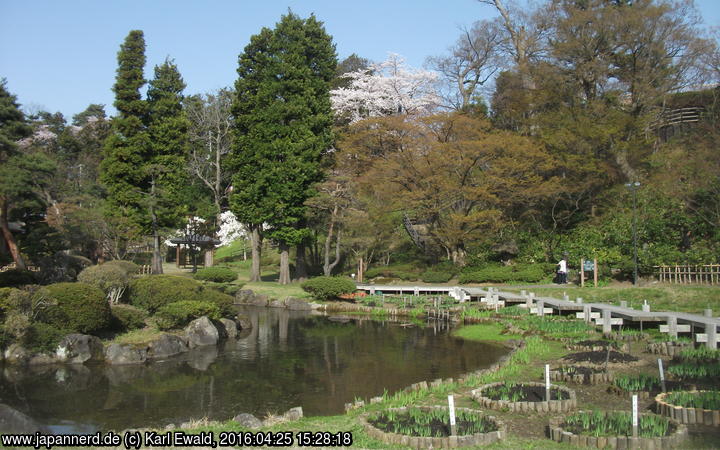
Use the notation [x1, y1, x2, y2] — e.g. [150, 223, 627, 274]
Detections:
[0, 80, 33, 268]
[146, 59, 190, 274]
[100, 30, 149, 255]
[230, 12, 337, 284]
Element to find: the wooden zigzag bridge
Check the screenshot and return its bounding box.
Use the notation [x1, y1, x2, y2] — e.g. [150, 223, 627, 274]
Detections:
[355, 284, 719, 349]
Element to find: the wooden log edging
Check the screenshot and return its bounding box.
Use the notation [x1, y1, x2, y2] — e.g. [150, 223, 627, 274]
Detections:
[471, 382, 577, 413]
[646, 341, 692, 357]
[549, 367, 614, 385]
[566, 342, 631, 353]
[548, 413, 687, 449]
[359, 406, 506, 449]
[655, 391, 720, 426]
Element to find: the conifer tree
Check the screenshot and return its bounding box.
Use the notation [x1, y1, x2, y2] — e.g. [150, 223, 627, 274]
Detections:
[230, 12, 337, 284]
[146, 59, 190, 274]
[100, 30, 149, 254]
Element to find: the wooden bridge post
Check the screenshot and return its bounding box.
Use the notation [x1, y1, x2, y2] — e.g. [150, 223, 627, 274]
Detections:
[576, 297, 583, 304]
[602, 309, 612, 335]
[667, 316, 678, 339]
[583, 305, 591, 323]
[706, 324, 717, 350]
[705, 309, 713, 318]
[642, 301, 651, 312]
[620, 301, 628, 308]
[537, 300, 545, 316]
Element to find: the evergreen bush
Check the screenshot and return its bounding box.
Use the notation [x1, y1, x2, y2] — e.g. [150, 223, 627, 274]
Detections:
[110, 304, 148, 331]
[128, 275, 203, 313]
[200, 288, 236, 317]
[0, 269, 36, 287]
[25, 322, 66, 353]
[155, 300, 220, 330]
[193, 267, 237, 283]
[421, 271, 453, 283]
[39, 282, 110, 334]
[103, 260, 140, 275]
[77, 264, 129, 303]
[301, 276, 356, 301]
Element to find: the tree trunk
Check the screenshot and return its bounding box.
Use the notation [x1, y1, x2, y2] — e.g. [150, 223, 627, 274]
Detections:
[323, 229, 342, 276]
[0, 196, 26, 270]
[279, 241, 291, 285]
[150, 179, 163, 274]
[294, 242, 308, 281]
[451, 245, 467, 266]
[249, 226, 262, 282]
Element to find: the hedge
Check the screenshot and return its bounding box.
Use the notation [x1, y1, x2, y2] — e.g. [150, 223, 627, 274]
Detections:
[459, 264, 549, 284]
[128, 275, 204, 313]
[301, 276, 356, 301]
[155, 300, 220, 330]
[39, 282, 111, 334]
[421, 271, 453, 283]
[194, 267, 237, 283]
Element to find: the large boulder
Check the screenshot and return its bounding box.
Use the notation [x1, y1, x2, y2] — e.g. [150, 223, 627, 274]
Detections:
[28, 353, 58, 365]
[4, 344, 29, 365]
[234, 289, 268, 306]
[236, 315, 251, 330]
[286, 297, 312, 311]
[0, 403, 49, 434]
[232, 413, 262, 429]
[184, 316, 220, 348]
[105, 343, 147, 365]
[218, 319, 238, 339]
[55, 334, 104, 364]
[146, 334, 188, 360]
[269, 298, 286, 308]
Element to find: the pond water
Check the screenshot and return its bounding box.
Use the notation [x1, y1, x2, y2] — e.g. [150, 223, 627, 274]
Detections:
[0, 307, 508, 432]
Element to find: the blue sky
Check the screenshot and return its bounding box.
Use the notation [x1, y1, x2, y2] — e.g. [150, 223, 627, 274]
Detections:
[1, 0, 719, 119]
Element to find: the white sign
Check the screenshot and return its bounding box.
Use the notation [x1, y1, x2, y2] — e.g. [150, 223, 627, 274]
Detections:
[448, 395, 456, 426]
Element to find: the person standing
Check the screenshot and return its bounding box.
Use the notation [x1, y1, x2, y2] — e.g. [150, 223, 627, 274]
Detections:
[557, 256, 568, 284]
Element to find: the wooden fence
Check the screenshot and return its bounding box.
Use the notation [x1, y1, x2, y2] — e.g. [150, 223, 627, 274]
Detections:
[654, 264, 720, 285]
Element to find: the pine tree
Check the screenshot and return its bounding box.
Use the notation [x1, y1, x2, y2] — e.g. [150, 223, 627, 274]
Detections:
[0, 79, 33, 269]
[230, 12, 337, 284]
[100, 30, 149, 253]
[146, 59, 190, 274]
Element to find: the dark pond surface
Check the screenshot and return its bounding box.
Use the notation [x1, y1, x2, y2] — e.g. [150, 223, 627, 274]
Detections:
[0, 307, 508, 432]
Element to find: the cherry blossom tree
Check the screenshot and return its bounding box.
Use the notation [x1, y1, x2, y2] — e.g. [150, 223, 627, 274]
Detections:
[330, 53, 441, 123]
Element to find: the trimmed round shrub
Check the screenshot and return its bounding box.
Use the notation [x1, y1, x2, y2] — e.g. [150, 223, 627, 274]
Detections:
[110, 304, 148, 331]
[0, 269, 36, 288]
[421, 271, 453, 283]
[103, 260, 140, 275]
[39, 282, 111, 334]
[301, 276, 356, 301]
[25, 322, 66, 353]
[128, 275, 204, 313]
[77, 264, 129, 303]
[155, 300, 220, 330]
[193, 267, 237, 283]
[201, 288, 236, 318]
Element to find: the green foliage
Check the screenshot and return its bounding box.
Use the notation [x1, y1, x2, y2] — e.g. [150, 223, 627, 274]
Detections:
[0, 269, 36, 287]
[24, 322, 65, 353]
[155, 300, 220, 330]
[678, 347, 720, 362]
[369, 407, 496, 437]
[613, 374, 661, 392]
[459, 264, 549, 283]
[39, 282, 110, 334]
[103, 260, 140, 275]
[301, 276, 356, 301]
[667, 361, 720, 380]
[420, 271, 453, 283]
[127, 275, 203, 313]
[665, 391, 720, 410]
[194, 267, 237, 283]
[77, 264, 129, 302]
[563, 411, 671, 438]
[110, 304, 148, 331]
[199, 288, 235, 318]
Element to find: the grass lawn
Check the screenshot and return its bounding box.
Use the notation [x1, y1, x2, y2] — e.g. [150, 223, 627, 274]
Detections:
[505, 285, 720, 314]
[452, 323, 520, 342]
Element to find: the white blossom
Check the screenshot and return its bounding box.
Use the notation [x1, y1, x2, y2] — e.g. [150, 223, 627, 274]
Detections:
[217, 211, 246, 246]
[331, 53, 441, 123]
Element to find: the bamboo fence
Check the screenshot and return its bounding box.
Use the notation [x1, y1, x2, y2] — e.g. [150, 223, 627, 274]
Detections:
[654, 264, 720, 285]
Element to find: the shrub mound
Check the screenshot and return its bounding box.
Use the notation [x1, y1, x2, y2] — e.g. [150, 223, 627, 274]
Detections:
[110, 304, 148, 331]
[194, 267, 237, 283]
[78, 264, 129, 303]
[459, 264, 549, 284]
[128, 275, 203, 313]
[0, 269, 37, 288]
[420, 271, 453, 283]
[25, 322, 66, 353]
[200, 288, 236, 317]
[40, 282, 110, 334]
[155, 300, 220, 330]
[301, 276, 356, 301]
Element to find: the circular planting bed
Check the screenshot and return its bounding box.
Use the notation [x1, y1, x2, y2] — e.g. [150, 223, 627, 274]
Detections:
[360, 406, 505, 448]
[608, 374, 691, 399]
[646, 340, 692, 357]
[550, 365, 613, 385]
[567, 339, 630, 353]
[548, 410, 686, 449]
[471, 381, 576, 413]
[561, 350, 642, 368]
[655, 390, 720, 426]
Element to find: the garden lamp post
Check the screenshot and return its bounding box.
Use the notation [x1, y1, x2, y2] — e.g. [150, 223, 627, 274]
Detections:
[625, 182, 640, 286]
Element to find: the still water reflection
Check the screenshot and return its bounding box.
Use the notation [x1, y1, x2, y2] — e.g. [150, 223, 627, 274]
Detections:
[0, 307, 508, 432]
